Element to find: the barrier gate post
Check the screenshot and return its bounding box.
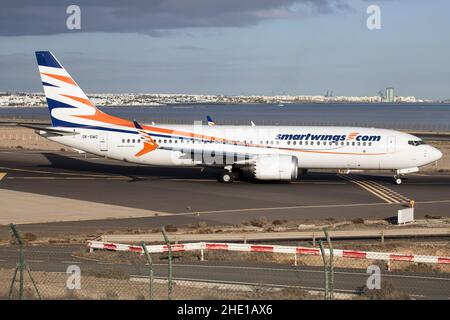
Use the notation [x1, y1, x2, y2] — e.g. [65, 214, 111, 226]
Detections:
[141, 241, 154, 300]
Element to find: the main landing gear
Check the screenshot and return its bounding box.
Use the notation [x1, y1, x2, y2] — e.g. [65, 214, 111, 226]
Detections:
[217, 165, 242, 183]
[218, 171, 234, 183]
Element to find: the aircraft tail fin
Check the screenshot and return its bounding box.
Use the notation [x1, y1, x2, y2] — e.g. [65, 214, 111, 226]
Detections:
[207, 115, 215, 126]
[35, 51, 119, 128]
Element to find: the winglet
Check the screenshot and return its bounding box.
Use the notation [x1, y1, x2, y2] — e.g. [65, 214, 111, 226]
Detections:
[133, 120, 159, 157]
[133, 120, 144, 130]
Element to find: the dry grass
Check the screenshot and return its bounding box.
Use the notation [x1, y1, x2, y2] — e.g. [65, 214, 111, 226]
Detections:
[0, 268, 316, 300]
[356, 281, 411, 300]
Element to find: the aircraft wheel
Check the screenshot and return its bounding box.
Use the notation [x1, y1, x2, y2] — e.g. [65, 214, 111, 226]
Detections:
[394, 176, 402, 185]
[218, 171, 234, 183]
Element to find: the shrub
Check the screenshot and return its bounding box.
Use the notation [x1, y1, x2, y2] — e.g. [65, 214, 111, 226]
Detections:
[197, 221, 208, 228]
[351, 218, 365, 224]
[250, 217, 269, 228]
[358, 281, 410, 300]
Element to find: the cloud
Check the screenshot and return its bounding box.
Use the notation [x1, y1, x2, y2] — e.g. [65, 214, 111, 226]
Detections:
[0, 0, 349, 36]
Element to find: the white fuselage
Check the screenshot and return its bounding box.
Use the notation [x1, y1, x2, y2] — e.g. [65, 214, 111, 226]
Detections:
[44, 125, 442, 171]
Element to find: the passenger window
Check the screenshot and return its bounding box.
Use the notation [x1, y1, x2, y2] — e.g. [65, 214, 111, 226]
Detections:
[352, 142, 355, 146]
[287, 141, 291, 145]
[127, 139, 130, 143]
[357, 142, 361, 146]
[122, 139, 125, 143]
[293, 141, 296, 145]
[363, 142, 366, 146]
[346, 142, 350, 146]
[369, 142, 372, 146]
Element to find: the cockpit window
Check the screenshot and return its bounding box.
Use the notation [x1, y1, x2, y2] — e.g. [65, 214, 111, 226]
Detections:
[408, 140, 425, 146]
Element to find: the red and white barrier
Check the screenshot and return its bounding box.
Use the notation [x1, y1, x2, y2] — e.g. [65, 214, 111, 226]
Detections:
[87, 241, 450, 265]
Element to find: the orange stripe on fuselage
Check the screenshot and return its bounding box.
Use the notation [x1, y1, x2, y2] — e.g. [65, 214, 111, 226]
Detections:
[140, 126, 386, 155]
[41, 73, 77, 86]
[73, 112, 387, 156]
[280, 147, 386, 156]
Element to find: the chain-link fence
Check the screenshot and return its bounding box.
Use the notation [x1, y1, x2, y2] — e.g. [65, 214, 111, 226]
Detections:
[1, 226, 450, 300]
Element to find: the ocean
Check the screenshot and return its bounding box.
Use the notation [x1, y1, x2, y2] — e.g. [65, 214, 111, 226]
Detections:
[1, 103, 449, 131]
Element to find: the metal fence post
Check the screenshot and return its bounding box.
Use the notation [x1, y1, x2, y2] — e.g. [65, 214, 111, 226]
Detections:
[318, 228, 334, 300]
[318, 240, 329, 300]
[161, 226, 173, 300]
[8, 224, 42, 300]
[324, 228, 334, 300]
[141, 241, 154, 300]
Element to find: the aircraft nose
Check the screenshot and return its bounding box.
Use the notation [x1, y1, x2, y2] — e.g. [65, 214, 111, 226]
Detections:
[429, 146, 443, 162]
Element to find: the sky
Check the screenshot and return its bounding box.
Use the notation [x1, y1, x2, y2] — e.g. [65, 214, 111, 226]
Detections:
[0, 0, 449, 100]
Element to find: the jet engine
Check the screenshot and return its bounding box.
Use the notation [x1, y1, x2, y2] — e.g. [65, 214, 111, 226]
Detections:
[251, 155, 298, 181]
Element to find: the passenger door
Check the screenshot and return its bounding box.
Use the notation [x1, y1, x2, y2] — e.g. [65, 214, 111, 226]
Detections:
[99, 134, 108, 151]
[387, 136, 396, 153]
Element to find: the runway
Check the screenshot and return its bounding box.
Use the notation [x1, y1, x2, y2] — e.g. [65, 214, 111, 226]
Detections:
[0, 244, 448, 299]
[0, 150, 450, 238]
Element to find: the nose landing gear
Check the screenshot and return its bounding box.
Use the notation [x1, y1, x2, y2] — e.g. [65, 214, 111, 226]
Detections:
[394, 175, 403, 185]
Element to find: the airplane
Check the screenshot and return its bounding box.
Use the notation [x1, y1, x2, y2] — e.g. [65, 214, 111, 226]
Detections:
[30, 51, 442, 184]
[206, 116, 215, 126]
[207, 115, 256, 127]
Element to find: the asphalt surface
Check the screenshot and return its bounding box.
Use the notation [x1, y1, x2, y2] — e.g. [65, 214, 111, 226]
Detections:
[0, 244, 448, 299]
[0, 150, 450, 238]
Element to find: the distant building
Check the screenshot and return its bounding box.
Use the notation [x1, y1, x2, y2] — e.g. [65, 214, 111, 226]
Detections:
[385, 87, 395, 103]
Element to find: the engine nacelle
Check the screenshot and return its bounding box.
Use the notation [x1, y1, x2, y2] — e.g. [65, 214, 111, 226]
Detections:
[251, 155, 298, 181]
